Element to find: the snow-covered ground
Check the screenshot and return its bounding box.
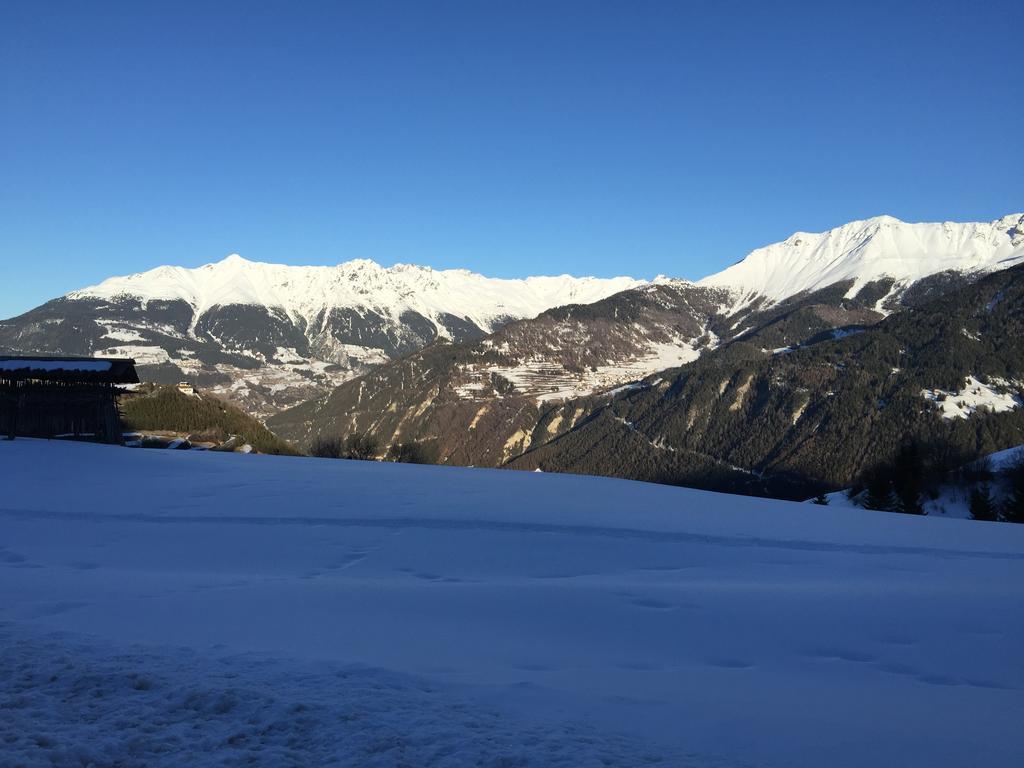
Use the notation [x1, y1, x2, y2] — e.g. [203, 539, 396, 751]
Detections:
[2, 440, 1023, 767]
[922, 375, 1023, 420]
[471, 338, 702, 405]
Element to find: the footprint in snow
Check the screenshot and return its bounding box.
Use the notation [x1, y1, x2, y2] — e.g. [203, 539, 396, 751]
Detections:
[706, 658, 754, 669]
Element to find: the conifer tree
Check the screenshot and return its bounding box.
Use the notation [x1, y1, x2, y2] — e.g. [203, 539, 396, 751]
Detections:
[1001, 458, 1024, 523]
[892, 442, 925, 515]
[969, 484, 996, 522]
[862, 470, 896, 511]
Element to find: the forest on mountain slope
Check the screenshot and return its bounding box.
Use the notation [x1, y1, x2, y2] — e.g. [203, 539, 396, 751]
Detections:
[510, 264, 1024, 498]
[119, 384, 299, 455]
[267, 265, 1024, 501]
[267, 274, 925, 459]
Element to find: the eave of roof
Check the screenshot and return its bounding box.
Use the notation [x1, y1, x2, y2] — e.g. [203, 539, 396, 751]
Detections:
[0, 356, 140, 384]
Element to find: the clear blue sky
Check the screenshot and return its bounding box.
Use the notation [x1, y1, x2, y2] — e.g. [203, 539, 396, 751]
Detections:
[2, 0, 1021, 318]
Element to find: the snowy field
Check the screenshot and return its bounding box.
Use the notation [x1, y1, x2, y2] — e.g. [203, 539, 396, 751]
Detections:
[2, 440, 1023, 767]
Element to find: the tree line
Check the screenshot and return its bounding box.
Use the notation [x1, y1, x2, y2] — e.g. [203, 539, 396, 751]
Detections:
[819, 439, 1024, 522]
[309, 432, 440, 465]
[120, 385, 298, 456]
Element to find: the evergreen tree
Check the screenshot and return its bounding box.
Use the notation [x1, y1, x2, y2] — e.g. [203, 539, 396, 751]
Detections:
[310, 436, 343, 458]
[969, 484, 997, 521]
[862, 470, 896, 511]
[342, 433, 379, 460]
[388, 441, 438, 464]
[891, 442, 925, 515]
[1001, 457, 1024, 523]
[120, 385, 297, 455]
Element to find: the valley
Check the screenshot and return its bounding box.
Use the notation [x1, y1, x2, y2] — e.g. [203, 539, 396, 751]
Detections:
[6, 6, 1020, 766]
[5, 213, 1024, 502]
[267, 215, 1024, 500]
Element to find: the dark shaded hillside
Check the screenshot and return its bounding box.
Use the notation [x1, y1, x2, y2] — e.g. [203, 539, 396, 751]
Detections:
[269, 274, 958, 477]
[120, 385, 299, 455]
[510, 264, 1024, 498]
[267, 282, 730, 456]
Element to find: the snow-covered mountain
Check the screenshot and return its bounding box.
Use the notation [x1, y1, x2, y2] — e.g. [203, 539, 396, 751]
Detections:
[0, 258, 639, 416]
[68, 255, 642, 336]
[700, 213, 1024, 308]
[3, 212, 1022, 419]
[271, 214, 1024, 476]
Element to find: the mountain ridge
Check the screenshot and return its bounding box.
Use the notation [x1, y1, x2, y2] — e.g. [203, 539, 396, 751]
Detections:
[68, 254, 644, 335]
[4, 212, 1022, 418]
[699, 212, 1024, 307]
[267, 261, 1024, 501]
[507, 260, 1024, 498]
[65, 212, 1024, 316]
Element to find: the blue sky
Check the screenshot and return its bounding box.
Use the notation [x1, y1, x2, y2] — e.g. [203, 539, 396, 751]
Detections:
[1, 0, 1021, 318]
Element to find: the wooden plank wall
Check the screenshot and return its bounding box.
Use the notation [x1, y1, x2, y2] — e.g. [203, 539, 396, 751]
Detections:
[0, 381, 123, 443]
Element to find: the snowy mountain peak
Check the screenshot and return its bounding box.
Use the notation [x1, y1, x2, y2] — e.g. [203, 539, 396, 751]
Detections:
[699, 213, 1024, 305]
[1004, 213, 1024, 242]
[67, 256, 644, 332]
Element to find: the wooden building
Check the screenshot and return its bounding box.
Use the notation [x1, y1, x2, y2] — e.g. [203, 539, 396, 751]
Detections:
[0, 356, 139, 443]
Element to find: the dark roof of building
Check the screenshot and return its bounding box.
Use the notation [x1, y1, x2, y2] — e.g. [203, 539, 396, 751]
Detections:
[0, 356, 140, 384]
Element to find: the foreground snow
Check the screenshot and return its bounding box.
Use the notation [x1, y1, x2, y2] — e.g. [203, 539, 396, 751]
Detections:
[4, 627, 713, 768]
[2, 440, 1023, 767]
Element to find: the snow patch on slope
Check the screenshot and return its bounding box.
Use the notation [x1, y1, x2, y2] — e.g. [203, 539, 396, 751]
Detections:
[470, 337, 703, 404]
[921, 376, 1023, 420]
